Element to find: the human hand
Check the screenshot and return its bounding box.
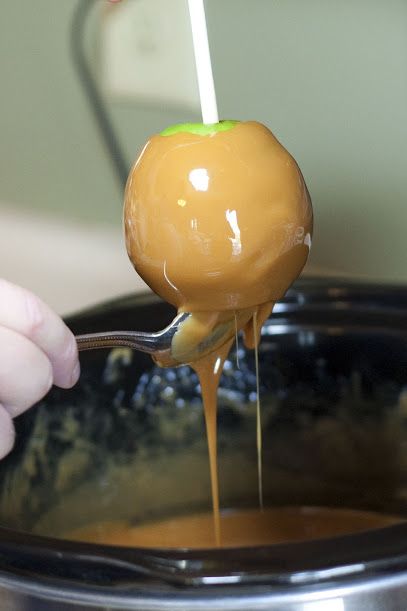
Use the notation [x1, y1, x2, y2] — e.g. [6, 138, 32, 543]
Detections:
[0, 279, 80, 459]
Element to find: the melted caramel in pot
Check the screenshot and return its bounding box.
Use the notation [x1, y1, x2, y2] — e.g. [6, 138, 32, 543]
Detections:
[67, 506, 403, 550]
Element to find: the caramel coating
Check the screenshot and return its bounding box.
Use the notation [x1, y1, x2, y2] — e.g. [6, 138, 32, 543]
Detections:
[124, 121, 313, 312]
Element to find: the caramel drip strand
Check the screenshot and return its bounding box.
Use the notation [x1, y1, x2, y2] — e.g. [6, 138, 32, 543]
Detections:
[234, 311, 240, 370]
[253, 311, 263, 511]
[192, 339, 233, 547]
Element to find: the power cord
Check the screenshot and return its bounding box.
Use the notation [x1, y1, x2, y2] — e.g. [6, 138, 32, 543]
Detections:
[70, 0, 129, 190]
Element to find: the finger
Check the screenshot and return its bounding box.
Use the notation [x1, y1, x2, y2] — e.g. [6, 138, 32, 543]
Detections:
[0, 326, 53, 417]
[0, 279, 79, 389]
[0, 405, 15, 459]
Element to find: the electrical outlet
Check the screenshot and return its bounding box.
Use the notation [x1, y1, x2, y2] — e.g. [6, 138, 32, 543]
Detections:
[100, 0, 200, 110]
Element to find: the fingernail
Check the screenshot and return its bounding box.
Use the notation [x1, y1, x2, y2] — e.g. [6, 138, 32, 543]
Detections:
[70, 361, 81, 387]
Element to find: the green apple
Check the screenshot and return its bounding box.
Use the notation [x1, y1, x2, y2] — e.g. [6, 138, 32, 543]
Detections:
[160, 120, 239, 137]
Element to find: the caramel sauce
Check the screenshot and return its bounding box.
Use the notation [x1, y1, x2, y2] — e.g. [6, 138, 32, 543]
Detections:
[67, 507, 403, 549]
[95, 120, 315, 548]
[166, 306, 271, 546]
[191, 340, 233, 545]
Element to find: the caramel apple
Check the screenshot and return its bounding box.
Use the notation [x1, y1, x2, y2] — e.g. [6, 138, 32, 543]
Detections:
[124, 120, 312, 315]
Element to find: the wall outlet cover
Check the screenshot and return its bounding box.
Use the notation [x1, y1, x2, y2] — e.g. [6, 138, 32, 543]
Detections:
[100, 0, 201, 110]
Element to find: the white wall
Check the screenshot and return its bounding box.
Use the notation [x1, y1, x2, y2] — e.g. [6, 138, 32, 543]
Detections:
[1, 0, 406, 313]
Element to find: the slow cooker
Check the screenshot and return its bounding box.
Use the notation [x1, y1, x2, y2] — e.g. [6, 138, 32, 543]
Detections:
[1, 279, 407, 610]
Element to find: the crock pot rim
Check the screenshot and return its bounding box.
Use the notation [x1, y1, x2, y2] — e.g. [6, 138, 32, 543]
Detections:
[0, 521, 407, 589]
[64, 276, 407, 326]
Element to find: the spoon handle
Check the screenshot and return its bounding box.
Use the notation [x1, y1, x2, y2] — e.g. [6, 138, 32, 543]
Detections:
[75, 312, 189, 357]
[75, 331, 158, 354]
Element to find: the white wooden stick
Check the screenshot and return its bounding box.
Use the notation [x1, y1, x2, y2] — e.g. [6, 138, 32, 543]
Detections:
[188, 0, 219, 124]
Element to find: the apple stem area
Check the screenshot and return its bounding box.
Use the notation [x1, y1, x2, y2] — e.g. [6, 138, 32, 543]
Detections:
[187, 0, 219, 125]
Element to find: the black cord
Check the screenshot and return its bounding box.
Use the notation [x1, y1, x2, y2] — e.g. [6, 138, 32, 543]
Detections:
[70, 0, 129, 190]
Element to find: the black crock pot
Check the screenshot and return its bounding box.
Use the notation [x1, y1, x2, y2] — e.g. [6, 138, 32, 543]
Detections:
[1, 279, 407, 610]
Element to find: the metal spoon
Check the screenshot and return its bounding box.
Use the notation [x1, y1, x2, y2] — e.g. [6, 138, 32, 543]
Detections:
[75, 311, 248, 368]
